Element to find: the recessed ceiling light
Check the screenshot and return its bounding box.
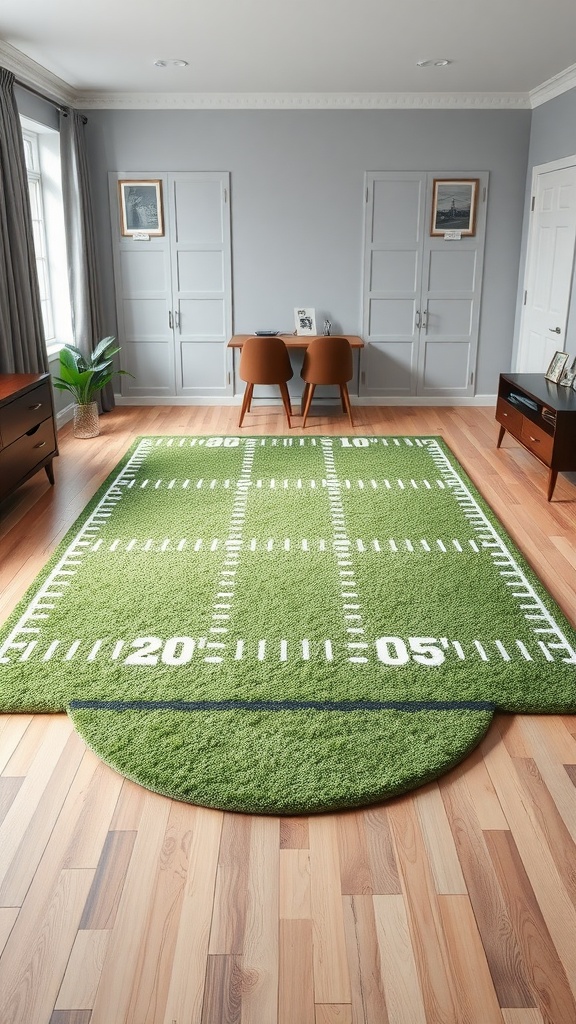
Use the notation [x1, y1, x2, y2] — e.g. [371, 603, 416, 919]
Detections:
[416, 58, 452, 67]
[154, 58, 189, 68]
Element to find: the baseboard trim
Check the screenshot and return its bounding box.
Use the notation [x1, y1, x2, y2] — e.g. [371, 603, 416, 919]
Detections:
[115, 394, 497, 408]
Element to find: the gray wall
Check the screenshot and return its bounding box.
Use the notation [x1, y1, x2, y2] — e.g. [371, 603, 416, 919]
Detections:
[83, 109, 531, 396]
[513, 86, 576, 364]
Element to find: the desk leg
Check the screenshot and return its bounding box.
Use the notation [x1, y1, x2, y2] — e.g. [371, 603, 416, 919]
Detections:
[547, 468, 558, 502]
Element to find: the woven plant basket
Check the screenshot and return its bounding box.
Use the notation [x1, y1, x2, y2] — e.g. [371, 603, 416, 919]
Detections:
[73, 402, 100, 438]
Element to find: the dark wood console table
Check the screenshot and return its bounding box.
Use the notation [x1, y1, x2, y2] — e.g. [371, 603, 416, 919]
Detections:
[0, 373, 58, 502]
[496, 372, 576, 500]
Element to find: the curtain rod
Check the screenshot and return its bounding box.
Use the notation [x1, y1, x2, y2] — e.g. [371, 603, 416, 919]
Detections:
[15, 77, 87, 123]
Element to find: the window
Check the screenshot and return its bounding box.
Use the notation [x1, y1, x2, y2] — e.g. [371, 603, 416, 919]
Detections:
[20, 118, 72, 357]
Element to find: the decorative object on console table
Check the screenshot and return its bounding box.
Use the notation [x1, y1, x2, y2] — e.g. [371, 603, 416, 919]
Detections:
[52, 337, 132, 438]
[294, 307, 316, 336]
[544, 351, 569, 383]
[495, 372, 576, 501]
[0, 373, 58, 502]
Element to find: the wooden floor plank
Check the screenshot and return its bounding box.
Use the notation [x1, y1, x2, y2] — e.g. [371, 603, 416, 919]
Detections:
[484, 829, 576, 1023]
[0, 868, 94, 1024]
[200, 954, 242, 1024]
[373, 894, 427, 1024]
[240, 815, 280, 1024]
[89, 792, 172, 1024]
[163, 805, 223, 1024]
[208, 812, 251, 954]
[413, 783, 467, 895]
[309, 815, 352, 1004]
[279, 848, 311, 920]
[279, 919, 315, 1024]
[439, 763, 535, 1007]
[125, 801, 198, 1024]
[481, 727, 576, 999]
[342, 895, 389, 1024]
[437, 895, 504, 1023]
[54, 929, 110, 1010]
[387, 797, 459, 1023]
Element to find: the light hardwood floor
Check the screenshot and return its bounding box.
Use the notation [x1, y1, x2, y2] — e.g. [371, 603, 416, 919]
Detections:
[0, 402, 575, 1024]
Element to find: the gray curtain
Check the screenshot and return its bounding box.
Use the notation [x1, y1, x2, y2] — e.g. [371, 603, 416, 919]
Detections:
[59, 108, 114, 412]
[0, 68, 49, 375]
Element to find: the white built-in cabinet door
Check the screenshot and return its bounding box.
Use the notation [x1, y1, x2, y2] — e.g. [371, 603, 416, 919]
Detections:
[109, 172, 233, 398]
[361, 171, 488, 397]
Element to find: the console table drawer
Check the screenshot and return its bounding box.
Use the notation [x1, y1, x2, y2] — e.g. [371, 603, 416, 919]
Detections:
[495, 397, 523, 434]
[0, 417, 57, 499]
[0, 380, 53, 448]
[520, 419, 554, 464]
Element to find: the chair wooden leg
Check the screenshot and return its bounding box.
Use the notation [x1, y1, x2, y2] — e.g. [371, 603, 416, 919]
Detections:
[340, 383, 354, 428]
[301, 382, 310, 417]
[278, 382, 292, 428]
[238, 383, 253, 428]
[301, 383, 316, 429]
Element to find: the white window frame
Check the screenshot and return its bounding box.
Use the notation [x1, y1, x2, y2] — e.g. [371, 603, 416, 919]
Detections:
[20, 118, 72, 358]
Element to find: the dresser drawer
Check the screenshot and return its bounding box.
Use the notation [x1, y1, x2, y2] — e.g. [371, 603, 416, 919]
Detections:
[495, 396, 523, 435]
[0, 380, 53, 449]
[0, 417, 57, 499]
[520, 418, 554, 465]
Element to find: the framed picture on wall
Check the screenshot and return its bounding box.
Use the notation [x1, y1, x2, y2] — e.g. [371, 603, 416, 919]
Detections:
[294, 308, 317, 336]
[118, 180, 164, 236]
[545, 350, 569, 383]
[430, 179, 479, 236]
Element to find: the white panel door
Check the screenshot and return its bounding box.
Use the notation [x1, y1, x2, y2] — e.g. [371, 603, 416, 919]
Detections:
[517, 161, 576, 373]
[109, 172, 232, 398]
[361, 173, 426, 395]
[360, 171, 488, 398]
[169, 173, 233, 396]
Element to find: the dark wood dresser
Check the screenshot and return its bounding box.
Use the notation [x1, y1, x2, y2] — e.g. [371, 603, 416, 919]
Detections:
[496, 372, 576, 500]
[0, 373, 58, 502]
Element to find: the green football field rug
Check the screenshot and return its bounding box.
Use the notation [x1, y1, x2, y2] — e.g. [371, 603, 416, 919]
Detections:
[1, 434, 575, 814]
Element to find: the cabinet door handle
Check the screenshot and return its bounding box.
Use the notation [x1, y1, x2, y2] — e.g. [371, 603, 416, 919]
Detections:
[29, 402, 42, 410]
[168, 310, 173, 329]
[34, 441, 46, 449]
[415, 310, 421, 329]
[174, 310, 180, 329]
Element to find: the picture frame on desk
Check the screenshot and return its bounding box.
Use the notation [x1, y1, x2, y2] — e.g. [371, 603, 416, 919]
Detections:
[544, 350, 569, 383]
[294, 308, 316, 336]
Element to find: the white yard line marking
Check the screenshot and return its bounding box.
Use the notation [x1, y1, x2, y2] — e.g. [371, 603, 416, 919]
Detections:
[424, 439, 576, 664]
[0, 438, 153, 664]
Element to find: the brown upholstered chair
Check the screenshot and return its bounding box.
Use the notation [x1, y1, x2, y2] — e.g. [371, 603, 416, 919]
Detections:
[300, 336, 354, 428]
[238, 336, 293, 428]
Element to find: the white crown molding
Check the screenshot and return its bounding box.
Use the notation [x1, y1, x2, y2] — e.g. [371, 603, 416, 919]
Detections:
[0, 40, 76, 105]
[75, 90, 530, 111]
[529, 62, 576, 108]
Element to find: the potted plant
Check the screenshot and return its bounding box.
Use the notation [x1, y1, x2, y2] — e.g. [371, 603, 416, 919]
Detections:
[53, 337, 132, 438]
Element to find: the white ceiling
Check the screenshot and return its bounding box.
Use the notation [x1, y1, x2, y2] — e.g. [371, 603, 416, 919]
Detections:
[1, 0, 576, 107]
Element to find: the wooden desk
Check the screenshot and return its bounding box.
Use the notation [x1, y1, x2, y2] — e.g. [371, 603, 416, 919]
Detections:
[228, 334, 364, 350]
[228, 335, 364, 413]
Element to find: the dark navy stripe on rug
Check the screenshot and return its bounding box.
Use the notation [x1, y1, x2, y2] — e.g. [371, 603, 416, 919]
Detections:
[69, 698, 495, 713]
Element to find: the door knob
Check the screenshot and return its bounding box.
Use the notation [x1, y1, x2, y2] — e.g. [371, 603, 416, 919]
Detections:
[549, 326, 562, 333]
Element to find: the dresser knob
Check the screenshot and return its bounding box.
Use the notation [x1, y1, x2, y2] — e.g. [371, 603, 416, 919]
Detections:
[33, 441, 46, 449]
[29, 402, 42, 410]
